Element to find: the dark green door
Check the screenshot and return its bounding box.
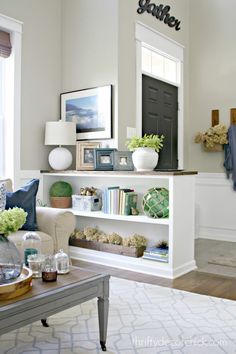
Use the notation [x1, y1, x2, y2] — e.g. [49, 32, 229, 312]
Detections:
[142, 74, 178, 170]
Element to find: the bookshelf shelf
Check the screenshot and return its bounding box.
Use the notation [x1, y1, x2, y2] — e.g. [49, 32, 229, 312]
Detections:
[69, 209, 169, 225]
[41, 170, 197, 279]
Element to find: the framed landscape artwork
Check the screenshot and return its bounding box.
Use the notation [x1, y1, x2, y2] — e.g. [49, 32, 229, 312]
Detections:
[76, 142, 101, 170]
[61, 85, 112, 140]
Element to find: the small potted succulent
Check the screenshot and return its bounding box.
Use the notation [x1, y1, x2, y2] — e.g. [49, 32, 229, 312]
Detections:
[127, 134, 164, 171]
[49, 181, 73, 208]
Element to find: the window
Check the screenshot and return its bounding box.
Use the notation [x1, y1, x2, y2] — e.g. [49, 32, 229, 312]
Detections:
[0, 58, 6, 176]
[0, 15, 22, 186]
[141, 46, 179, 85]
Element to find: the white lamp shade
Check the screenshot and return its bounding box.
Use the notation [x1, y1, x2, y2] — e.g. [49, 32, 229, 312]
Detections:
[45, 121, 76, 146]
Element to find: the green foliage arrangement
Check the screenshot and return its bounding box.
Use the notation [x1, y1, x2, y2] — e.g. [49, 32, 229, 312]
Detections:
[127, 134, 164, 152]
[156, 240, 168, 249]
[0, 207, 27, 237]
[194, 124, 228, 149]
[49, 181, 72, 197]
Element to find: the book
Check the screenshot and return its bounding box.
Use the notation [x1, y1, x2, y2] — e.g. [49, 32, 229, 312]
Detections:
[124, 192, 138, 215]
[145, 247, 169, 255]
[143, 254, 169, 263]
[143, 251, 169, 258]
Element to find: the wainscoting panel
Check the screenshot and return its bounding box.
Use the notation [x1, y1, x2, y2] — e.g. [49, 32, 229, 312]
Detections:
[196, 173, 236, 242]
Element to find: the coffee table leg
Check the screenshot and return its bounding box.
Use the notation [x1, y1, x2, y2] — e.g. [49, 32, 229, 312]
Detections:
[41, 319, 49, 327]
[97, 280, 109, 352]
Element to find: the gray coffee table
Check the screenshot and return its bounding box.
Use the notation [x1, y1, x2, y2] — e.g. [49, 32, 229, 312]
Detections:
[0, 267, 110, 351]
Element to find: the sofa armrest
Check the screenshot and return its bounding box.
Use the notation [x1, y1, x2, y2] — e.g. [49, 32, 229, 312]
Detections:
[36, 207, 76, 254]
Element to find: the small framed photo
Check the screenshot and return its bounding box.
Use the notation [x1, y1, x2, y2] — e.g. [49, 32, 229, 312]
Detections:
[113, 151, 134, 171]
[76, 142, 101, 170]
[61, 85, 112, 141]
[94, 148, 117, 171]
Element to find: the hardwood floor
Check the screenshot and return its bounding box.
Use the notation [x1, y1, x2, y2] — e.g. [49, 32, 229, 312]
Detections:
[72, 259, 236, 301]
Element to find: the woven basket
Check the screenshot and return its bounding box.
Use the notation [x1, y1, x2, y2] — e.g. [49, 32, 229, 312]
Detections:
[203, 143, 223, 152]
[50, 197, 72, 208]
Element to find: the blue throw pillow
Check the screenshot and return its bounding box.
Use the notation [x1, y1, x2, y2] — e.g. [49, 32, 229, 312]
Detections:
[5, 179, 39, 231]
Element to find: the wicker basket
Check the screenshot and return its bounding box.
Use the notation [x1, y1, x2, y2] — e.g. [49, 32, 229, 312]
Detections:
[50, 197, 72, 208]
[203, 143, 223, 152]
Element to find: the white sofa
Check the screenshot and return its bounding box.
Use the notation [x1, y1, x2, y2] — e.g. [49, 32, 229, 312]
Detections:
[1, 178, 76, 255]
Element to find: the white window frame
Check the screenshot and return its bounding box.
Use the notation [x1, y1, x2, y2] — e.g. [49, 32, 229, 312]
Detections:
[135, 22, 184, 169]
[0, 14, 22, 187]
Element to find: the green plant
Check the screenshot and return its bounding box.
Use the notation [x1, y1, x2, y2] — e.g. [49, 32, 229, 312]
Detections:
[194, 124, 228, 148]
[49, 181, 72, 197]
[0, 207, 27, 237]
[156, 240, 168, 249]
[126, 134, 164, 152]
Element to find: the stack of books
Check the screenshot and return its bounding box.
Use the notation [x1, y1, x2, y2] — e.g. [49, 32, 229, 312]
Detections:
[142, 247, 169, 263]
[103, 186, 138, 215]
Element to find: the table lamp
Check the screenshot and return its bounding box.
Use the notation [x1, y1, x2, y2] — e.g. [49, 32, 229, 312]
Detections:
[45, 120, 76, 170]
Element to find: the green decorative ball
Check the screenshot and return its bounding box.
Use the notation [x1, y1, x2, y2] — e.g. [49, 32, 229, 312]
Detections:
[49, 181, 72, 197]
[142, 188, 169, 218]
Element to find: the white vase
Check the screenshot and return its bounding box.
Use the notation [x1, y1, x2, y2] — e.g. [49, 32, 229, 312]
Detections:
[132, 147, 159, 171]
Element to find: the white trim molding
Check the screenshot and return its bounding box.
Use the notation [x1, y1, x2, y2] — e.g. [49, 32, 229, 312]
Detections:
[195, 173, 236, 242]
[135, 22, 184, 169]
[0, 13, 23, 188]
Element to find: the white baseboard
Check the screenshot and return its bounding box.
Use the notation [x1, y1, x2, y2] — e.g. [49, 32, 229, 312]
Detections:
[197, 226, 236, 242]
[172, 260, 197, 278]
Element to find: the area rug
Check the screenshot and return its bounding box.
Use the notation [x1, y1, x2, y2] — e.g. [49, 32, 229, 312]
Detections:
[1, 277, 236, 354]
[195, 239, 236, 277]
[209, 256, 236, 268]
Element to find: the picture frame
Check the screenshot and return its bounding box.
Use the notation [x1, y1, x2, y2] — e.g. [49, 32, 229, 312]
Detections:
[61, 85, 112, 141]
[94, 148, 117, 171]
[113, 151, 134, 171]
[76, 142, 101, 170]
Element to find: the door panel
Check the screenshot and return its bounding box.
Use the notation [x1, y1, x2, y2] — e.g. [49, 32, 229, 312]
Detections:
[142, 74, 178, 170]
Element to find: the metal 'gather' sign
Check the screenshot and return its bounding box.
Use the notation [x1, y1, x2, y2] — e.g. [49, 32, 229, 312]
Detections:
[137, 0, 181, 31]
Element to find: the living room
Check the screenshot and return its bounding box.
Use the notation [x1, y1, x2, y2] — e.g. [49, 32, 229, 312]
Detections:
[0, 0, 236, 353]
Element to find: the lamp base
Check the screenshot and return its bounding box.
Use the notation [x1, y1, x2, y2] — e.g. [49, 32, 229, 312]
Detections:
[48, 147, 72, 171]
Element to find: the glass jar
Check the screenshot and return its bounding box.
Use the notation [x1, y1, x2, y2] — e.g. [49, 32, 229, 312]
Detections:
[55, 249, 70, 274]
[42, 255, 57, 282]
[22, 232, 41, 266]
[27, 254, 45, 278]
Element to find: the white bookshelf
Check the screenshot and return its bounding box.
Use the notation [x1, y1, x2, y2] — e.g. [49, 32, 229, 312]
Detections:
[68, 209, 169, 225]
[41, 170, 197, 279]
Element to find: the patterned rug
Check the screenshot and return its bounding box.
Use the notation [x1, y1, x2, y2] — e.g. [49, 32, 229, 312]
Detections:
[1, 277, 236, 354]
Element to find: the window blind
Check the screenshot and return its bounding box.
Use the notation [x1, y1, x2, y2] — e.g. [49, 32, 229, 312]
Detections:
[0, 30, 12, 58]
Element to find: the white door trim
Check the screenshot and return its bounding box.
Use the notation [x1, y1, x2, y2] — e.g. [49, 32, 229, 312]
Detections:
[135, 22, 184, 169]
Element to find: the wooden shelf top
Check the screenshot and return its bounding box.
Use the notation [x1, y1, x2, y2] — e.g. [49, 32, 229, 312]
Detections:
[41, 170, 198, 177]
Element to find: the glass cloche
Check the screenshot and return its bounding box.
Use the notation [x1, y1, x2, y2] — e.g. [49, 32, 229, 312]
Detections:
[55, 249, 70, 274]
[22, 232, 41, 266]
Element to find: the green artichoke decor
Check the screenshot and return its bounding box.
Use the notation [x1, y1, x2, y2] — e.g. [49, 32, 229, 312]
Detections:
[142, 188, 169, 218]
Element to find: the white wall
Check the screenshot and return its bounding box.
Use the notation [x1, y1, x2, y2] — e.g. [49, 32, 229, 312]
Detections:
[189, 0, 236, 172]
[61, 0, 118, 156]
[0, 0, 62, 171]
[118, 0, 190, 168]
